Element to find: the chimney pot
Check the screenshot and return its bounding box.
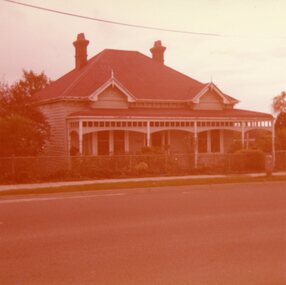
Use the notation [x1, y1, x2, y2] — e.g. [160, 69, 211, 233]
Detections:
[150, 40, 166, 64]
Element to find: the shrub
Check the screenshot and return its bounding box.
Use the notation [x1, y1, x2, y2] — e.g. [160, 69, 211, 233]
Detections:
[234, 149, 265, 171]
[140, 146, 163, 154]
[134, 162, 149, 175]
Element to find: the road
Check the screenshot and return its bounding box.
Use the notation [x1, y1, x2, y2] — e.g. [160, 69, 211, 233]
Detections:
[0, 181, 286, 285]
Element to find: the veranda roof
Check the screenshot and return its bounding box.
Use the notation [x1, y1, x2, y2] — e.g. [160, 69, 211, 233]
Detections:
[68, 108, 273, 120]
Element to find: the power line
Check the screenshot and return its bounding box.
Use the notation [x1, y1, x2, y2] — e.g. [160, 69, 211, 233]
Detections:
[4, 0, 286, 40]
[3, 0, 224, 37]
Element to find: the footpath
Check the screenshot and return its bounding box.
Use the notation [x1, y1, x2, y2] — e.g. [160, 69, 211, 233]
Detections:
[1, 171, 286, 194]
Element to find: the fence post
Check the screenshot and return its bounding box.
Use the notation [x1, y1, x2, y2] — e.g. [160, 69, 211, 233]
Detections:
[129, 155, 132, 173]
[11, 155, 15, 182]
[213, 154, 216, 172]
[164, 153, 168, 174]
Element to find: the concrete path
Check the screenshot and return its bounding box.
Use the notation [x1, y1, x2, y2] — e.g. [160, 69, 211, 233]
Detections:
[1, 171, 286, 192]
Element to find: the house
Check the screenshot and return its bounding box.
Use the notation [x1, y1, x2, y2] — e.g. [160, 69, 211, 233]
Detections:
[36, 33, 274, 167]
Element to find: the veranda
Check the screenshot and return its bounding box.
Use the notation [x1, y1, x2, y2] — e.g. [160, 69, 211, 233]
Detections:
[68, 116, 275, 167]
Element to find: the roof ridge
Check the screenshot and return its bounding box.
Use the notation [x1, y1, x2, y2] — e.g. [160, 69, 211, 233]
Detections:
[102, 48, 139, 53]
[61, 49, 157, 99]
[60, 50, 108, 97]
[133, 51, 205, 86]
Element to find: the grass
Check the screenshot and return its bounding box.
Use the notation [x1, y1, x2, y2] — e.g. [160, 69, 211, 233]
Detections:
[1, 174, 286, 197]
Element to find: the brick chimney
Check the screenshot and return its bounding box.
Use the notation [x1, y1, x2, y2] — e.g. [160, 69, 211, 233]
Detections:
[150, 40, 166, 64]
[73, 33, 89, 69]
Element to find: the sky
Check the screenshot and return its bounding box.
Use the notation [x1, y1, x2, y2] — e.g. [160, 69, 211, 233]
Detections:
[1, 0, 286, 114]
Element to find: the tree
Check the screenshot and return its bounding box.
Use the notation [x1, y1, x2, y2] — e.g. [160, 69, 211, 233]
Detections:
[272, 91, 286, 150]
[273, 91, 286, 114]
[0, 70, 51, 156]
[1, 70, 51, 121]
[0, 115, 48, 156]
[0, 81, 10, 115]
[275, 112, 286, 150]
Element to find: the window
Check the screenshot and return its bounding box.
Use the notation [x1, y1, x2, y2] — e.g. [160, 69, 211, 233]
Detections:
[114, 131, 125, 154]
[97, 131, 109, 155]
[198, 132, 207, 153]
[211, 130, 220, 153]
[151, 132, 162, 147]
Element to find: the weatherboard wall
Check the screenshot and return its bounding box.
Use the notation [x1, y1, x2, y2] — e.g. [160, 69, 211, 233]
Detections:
[193, 90, 224, 110]
[39, 101, 88, 156]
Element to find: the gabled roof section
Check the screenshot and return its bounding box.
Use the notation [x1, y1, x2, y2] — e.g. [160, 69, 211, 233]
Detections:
[89, 70, 136, 102]
[191, 82, 239, 105]
[35, 49, 220, 103]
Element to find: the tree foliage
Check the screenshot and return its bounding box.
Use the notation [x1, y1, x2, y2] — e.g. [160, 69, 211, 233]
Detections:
[275, 111, 286, 150]
[0, 70, 51, 156]
[272, 91, 286, 150]
[273, 91, 286, 114]
[0, 115, 48, 156]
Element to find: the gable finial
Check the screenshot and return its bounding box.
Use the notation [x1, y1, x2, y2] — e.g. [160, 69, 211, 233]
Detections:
[111, 69, 115, 87]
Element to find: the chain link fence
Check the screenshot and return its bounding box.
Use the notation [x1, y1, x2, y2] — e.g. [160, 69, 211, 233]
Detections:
[0, 151, 282, 184]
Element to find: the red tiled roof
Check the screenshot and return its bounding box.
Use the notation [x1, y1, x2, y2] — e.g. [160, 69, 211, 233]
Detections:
[68, 108, 273, 120]
[36, 49, 235, 102]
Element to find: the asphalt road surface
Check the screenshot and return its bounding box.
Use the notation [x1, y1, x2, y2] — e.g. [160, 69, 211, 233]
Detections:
[0, 181, 286, 285]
